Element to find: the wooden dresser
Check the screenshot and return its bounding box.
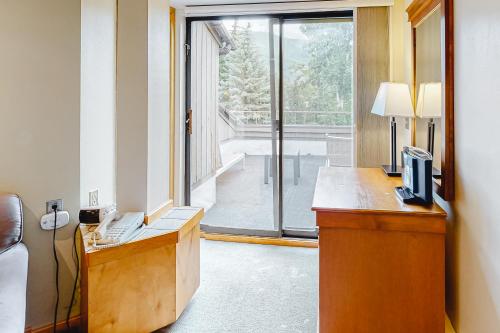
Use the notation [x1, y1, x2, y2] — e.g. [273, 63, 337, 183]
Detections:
[312, 167, 446, 333]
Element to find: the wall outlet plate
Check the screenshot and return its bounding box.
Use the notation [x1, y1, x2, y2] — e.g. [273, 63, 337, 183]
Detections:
[89, 189, 99, 207]
[46, 199, 63, 214]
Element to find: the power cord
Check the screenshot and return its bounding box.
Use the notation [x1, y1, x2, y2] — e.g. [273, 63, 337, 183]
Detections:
[66, 221, 80, 331]
[51, 205, 60, 333]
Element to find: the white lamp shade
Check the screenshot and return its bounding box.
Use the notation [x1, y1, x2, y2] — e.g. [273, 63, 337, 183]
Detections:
[416, 82, 442, 118]
[371, 82, 414, 118]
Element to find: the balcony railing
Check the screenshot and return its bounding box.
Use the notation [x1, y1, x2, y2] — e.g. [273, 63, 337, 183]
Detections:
[226, 110, 353, 127]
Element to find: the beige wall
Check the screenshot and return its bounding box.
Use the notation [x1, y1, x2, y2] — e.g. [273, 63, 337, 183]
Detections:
[1, 0, 171, 328]
[0, 0, 81, 327]
[81, 0, 117, 207]
[390, 0, 413, 165]
[447, 0, 500, 331]
[395, 0, 500, 331]
[355, 6, 391, 168]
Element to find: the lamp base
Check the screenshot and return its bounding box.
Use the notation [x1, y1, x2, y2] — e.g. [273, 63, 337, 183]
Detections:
[382, 165, 403, 177]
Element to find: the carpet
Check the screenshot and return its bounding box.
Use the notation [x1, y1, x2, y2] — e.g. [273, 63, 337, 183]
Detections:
[157, 239, 318, 333]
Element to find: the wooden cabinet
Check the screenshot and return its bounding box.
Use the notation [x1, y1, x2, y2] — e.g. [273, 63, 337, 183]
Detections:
[80, 207, 203, 333]
[312, 168, 446, 333]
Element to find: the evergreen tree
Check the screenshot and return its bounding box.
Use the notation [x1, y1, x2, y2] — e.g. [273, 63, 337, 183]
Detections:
[219, 22, 270, 118]
[285, 22, 353, 125]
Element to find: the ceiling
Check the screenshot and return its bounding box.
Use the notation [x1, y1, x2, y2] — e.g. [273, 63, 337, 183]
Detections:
[170, 0, 321, 8]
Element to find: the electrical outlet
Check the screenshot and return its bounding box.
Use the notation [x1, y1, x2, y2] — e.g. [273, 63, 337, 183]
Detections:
[46, 199, 63, 213]
[89, 189, 99, 207]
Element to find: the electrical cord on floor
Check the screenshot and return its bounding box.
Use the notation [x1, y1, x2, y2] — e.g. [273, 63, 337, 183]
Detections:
[52, 205, 60, 333]
[66, 221, 80, 331]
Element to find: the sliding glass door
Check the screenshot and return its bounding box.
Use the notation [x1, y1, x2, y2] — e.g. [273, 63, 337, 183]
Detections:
[185, 12, 353, 238]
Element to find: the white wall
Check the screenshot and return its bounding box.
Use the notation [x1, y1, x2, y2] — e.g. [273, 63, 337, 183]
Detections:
[116, 0, 171, 214]
[448, 0, 500, 331]
[148, 0, 171, 213]
[81, 0, 117, 207]
[116, 0, 149, 212]
[0, 0, 81, 327]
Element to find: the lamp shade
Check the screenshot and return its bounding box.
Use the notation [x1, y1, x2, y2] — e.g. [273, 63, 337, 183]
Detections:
[371, 82, 414, 118]
[416, 82, 442, 118]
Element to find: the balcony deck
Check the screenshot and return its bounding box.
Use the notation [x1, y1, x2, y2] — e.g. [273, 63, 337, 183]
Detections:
[201, 154, 325, 231]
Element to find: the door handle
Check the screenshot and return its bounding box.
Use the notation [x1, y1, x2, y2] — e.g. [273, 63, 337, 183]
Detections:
[186, 108, 193, 135]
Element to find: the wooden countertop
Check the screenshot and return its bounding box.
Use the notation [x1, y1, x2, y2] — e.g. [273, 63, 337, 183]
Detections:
[312, 167, 446, 217]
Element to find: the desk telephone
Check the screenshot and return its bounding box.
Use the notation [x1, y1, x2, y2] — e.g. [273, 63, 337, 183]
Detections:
[91, 212, 145, 249]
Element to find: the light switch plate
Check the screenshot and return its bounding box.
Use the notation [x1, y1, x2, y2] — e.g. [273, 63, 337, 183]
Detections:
[89, 189, 99, 207]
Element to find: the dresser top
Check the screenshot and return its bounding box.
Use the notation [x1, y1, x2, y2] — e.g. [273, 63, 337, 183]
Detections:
[312, 167, 446, 217]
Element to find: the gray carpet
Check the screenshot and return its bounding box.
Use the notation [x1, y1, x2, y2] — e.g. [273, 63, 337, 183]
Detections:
[157, 239, 318, 333]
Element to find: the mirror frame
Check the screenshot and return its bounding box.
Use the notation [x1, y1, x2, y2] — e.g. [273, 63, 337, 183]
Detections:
[407, 0, 454, 201]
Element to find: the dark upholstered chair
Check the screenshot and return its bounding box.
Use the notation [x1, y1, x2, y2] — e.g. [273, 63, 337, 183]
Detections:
[0, 193, 28, 333]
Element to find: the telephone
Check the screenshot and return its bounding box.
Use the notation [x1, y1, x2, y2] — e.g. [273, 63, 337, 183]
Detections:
[90, 212, 145, 249]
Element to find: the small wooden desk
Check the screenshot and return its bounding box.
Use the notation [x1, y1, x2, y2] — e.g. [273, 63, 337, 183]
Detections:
[80, 207, 203, 333]
[312, 167, 446, 333]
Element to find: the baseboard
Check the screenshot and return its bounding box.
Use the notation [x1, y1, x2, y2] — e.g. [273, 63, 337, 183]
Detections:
[201, 232, 318, 248]
[144, 200, 173, 225]
[26, 315, 80, 333]
[446, 314, 456, 333]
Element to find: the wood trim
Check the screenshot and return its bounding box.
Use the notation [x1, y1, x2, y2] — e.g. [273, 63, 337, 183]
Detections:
[440, 0, 455, 200]
[407, 0, 441, 27]
[408, 0, 455, 201]
[169, 7, 176, 201]
[144, 199, 173, 224]
[27, 316, 80, 333]
[201, 232, 318, 248]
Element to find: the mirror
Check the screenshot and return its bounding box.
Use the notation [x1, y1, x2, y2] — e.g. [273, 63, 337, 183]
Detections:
[415, 8, 441, 177]
[407, 0, 454, 201]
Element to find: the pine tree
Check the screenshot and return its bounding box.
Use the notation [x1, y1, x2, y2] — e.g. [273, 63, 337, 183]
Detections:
[219, 22, 270, 119]
[285, 22, 353, 125]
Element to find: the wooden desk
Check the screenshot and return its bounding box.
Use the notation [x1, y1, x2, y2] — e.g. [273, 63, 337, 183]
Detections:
[80, 207, 203, 333]
[312, 168, 446, 333]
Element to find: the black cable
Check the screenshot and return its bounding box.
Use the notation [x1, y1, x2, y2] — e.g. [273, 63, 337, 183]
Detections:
[52, 205, 60, 333]
[66, 221, 80, 330]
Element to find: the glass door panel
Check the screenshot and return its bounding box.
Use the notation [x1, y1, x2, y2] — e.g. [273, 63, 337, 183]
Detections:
[189, 19, 281, 235]
[281, 18, 354, 234]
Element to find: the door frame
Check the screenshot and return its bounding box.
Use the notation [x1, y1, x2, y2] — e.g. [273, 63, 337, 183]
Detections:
[184, 11, 354, 238]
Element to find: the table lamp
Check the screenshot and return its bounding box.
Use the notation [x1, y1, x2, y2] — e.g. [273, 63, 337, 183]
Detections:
[416, 82, 441, 157]
[371, 82, 415, 176]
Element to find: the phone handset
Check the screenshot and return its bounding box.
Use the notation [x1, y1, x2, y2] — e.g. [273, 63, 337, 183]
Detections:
[93, 214, 116, 240]
[90, 212, 145, 249]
